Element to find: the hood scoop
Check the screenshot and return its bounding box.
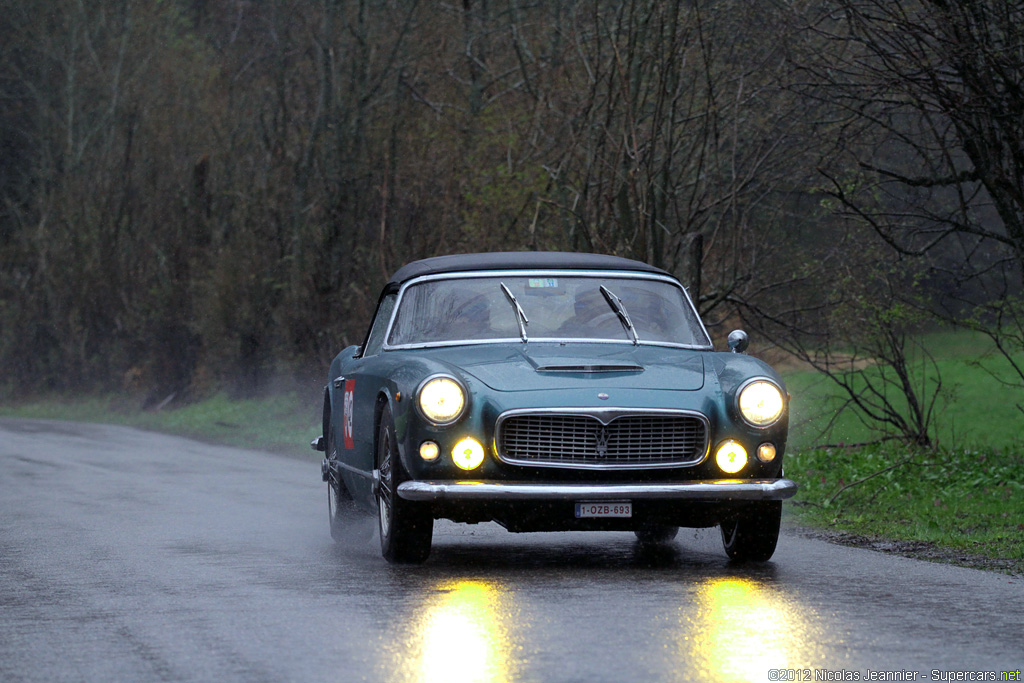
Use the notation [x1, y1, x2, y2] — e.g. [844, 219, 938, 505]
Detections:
[535, 363, 644, 373]
[451, 343, 703, 392]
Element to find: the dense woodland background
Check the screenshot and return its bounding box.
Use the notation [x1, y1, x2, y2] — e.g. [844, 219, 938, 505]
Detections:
[2, 0, 1023, 446]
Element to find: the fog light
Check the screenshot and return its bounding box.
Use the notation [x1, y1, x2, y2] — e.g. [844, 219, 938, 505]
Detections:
[715, 440, 747, 474]
[452, 437, 485, 470]
[757, 443, 777, 463]
[419, 441, 440, 462]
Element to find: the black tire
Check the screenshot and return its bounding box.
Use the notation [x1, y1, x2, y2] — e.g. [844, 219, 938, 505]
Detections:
[634, 524, 679, 545]
[326, 423, 358, 543]
[377, 406, 432, 564]
[719, 501, 782, 562]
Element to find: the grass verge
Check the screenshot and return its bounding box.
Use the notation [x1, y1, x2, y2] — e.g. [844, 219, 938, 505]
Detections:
[784, 443, 1024, 575]
[783, 330, 1024, 452]
[0, 393, 321, 458]
[776, 330, 1024, 574]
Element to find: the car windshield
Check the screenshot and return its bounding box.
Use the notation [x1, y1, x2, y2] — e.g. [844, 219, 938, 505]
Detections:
[387, 274, 710, 347]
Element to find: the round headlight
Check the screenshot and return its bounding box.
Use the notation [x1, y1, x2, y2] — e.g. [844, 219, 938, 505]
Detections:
[418, 376, 466, 425]
[737, 380, 785, 427]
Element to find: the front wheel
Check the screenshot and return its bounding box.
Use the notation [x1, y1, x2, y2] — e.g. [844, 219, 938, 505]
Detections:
[326, 423, 362, 543]
[720, 501, 782, 562]
[377, 406, 432, 564]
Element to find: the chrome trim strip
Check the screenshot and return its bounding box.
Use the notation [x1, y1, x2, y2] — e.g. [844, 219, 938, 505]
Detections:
[329, 458, 375, 480]
[385, 338, 711, 352]
[397, 478, 799, 502]
[497, 406, 710, 426]
[534, 364, 644, 373]
[381, 269, 714, 351]
[494, 407, 711, 470]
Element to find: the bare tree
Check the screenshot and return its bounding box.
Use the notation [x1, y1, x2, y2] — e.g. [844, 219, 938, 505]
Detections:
[0, 0, 871, 409]
[0, 0, 217, 394]
[788, 0, 1024, 389]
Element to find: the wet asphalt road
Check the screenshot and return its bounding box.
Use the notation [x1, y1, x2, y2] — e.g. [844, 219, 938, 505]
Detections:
[1, 418, 1021, 683]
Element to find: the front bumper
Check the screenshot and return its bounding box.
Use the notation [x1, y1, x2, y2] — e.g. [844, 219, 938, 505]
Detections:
[397, 478, 797, 502]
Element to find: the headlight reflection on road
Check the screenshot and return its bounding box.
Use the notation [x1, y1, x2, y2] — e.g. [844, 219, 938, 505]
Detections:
[683, 577, 823, 682]
[401, 579, 516, 683]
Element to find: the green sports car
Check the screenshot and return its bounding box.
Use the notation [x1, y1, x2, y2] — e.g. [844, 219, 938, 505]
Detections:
[311, 252, 796, 563]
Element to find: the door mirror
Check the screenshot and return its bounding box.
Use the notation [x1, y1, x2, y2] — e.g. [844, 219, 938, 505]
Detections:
[727, 330, 749, 354]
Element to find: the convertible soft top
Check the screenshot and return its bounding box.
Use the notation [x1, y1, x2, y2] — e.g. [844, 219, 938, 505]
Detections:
[387, 251, 671, 287]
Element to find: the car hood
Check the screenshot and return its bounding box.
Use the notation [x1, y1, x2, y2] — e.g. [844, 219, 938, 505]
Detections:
[438, 344, 705, 392]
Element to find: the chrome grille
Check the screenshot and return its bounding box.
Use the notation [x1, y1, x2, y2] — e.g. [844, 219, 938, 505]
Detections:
[495, 410, 709, 469]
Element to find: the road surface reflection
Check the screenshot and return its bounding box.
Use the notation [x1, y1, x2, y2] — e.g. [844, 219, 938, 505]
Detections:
[392, 579, 517, 682]
[680, 576, 826, 682]
[382, 570, 830, 682]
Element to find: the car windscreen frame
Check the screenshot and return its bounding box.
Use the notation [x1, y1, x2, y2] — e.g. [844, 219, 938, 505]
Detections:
[380, 270, 714, 352]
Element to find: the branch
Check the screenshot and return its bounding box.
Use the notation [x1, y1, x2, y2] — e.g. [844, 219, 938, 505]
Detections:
[858, 161, 980, 188]
[826, 455, 917, 507]
[813, 436, 900, 450]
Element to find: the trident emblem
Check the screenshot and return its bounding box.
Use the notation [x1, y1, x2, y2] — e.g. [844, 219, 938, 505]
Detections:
[595, 426, 611, 458]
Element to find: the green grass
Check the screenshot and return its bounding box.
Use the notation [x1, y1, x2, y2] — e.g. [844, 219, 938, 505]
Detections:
[780, 329, 1024, 574]
[786, 443, 1024, 574]
[0, 392, 321, 457]
[784, 330, 1024, 452]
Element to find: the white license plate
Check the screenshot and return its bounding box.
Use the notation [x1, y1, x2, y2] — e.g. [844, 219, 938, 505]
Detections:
[575, 501, 632, 518]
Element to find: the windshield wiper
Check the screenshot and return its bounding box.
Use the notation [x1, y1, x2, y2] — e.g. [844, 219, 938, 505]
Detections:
[599, 285, 639, 345]
[500, 282, 530, 342]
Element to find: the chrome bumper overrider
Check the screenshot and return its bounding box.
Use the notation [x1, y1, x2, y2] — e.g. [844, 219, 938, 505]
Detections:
[397, 478, 798, 502]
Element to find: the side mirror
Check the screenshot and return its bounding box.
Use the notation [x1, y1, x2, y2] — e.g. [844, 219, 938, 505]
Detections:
[727, 329, 749, 354]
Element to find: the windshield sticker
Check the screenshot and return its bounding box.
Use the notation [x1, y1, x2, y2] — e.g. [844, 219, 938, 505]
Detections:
[343, 379, 355, 449]
[528, 278, 558, 288]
